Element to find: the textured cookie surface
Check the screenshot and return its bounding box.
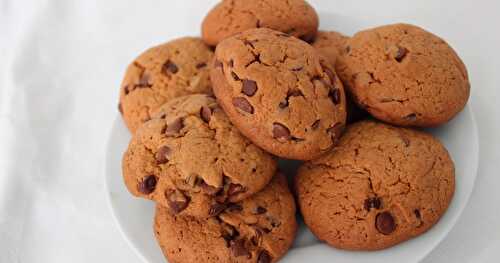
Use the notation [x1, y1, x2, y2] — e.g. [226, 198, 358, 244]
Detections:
[122, 94, 277, 218]
[202, 0, 319, 46]
[211, 28, 347, 160]
[337, 23, 470, 127]
[312, 30, 349, 67]
[119, 37, 213, 133]
[295, 121, 455, 250]
[155, 173, 297, 263]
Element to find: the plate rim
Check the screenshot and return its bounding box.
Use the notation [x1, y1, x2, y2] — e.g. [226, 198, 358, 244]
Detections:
[104, 105, 479, 263]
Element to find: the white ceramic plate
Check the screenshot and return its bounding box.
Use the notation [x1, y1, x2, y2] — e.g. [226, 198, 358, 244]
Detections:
[106, 103, 478, 263]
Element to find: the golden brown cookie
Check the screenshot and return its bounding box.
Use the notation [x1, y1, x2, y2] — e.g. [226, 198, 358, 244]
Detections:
[122, 94, 277, 218]
[295, 120, 455, 250]
[154, 173, 297, 263]
[119, 37, 213, 133]
[312, 30, 349, 67]
[202, 0, 319, 46]
[210, 28, 347, 161]
[337, 23, 470, 127]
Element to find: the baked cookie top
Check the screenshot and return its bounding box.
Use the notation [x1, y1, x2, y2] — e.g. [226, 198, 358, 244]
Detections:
[337, 23, 470, 127]
[211, 28, 347, 160]
[312, 30, 350, 67]
[295, 120, 455, 250]
[155, 173, 297, 263]
[122, 94, 277, 218]
[119, 37, 213, 133]
[202, 0, 319, 46]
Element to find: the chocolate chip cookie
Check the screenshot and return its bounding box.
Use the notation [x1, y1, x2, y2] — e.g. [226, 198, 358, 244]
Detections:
[295, 120, 455, 250]
[154, 173, 297, 263]
[122, 94, 277, 218]
[119, 37, 213, 133]
[337, 23, 470, 127]
[210, 28, 347, 160]
[312, 30, 349, 67]
[202, 0, 319, 46]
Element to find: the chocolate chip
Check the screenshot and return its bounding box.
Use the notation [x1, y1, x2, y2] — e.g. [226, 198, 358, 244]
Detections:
[226, 203, 243, 213]
[273, 123, 291, 140]
[227, 183, 246, 196]
[232, 97, 254, 114]
[311, 119, 321, 130]
[214, 60, 223, 68]
[251, 227, 263, 245]
[404, 113, 417, 121]
[254, 206, 267, 215]
[242, 79, 258, 96]
[257, 250, 272, 263]
[221, 223, 238, 245]
[279, 100, 288, 109]
[414, 209, 422, 220]
[138, 175, 157, 194]
[395, 46, 408, 62]
[231, 71, 240, 81]
[324, 68, 336, 84]
[200, 106, 212, 123]
[164, 118, 184, 136]
[329, 88, 341, 105]
[209, 203, 227, 217]
[345, 45, 351, 54]
[230, 239, 250, 258]
[118, 103, 123, 115]
[166, 190, 190, 214]
[123, 85, 130, 95]
[137, 73, 151, 87]
[155, 146, 171, 165]
[364, 197, 381, 211]
[228, 59, 234, 67]
[198, 180, 220, 196]
[162, 60, 178, 75]
[376, 211, 396, 235]
[195, 62, 207, 69]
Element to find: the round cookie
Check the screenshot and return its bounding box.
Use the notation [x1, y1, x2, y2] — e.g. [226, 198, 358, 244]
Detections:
[202, 0, 319, 46]
[312, 30, 350, 67]
[122, 94, 277, 218]
[295, 120, 455, 250]
[210, 28, 347, 161]
[119, 37, 213, 133]
[337, 23, 470, 127]
[154, 173, 297, 263]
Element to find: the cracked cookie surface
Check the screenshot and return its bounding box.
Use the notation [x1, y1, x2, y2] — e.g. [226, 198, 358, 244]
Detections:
[122, 94, 277, 218]
[154, 173, 297, 263]
[210, 28, 347, 160]
[295, 120, 455, 250]
[119, 37, 213, 133]
[202, 0, 319, 46]
[337, 23, 470, 127]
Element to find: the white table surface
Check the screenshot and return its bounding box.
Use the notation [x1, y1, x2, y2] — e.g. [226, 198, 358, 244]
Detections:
[0, 0, 498, 262]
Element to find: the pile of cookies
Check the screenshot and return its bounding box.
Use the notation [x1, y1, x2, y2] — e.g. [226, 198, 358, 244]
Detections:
[119, 0, 469, 261]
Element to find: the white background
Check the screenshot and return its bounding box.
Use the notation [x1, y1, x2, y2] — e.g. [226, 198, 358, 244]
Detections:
[0, 0, 499, 262]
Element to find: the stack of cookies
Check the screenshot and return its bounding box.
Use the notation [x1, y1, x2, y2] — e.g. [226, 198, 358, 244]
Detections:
[119, 0, 470, 262]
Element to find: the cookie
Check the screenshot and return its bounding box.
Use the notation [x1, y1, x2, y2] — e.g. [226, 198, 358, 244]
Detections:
[202, 0, 319, 46]
[119, 37, 213, 133]
[122, 94, 277, 218]
[295, 120, 455, 250]
[154, 173, 297, 263]
[337, 23, 470, 127]
[210, 28, 347, 160]
[312, 30, 350, 67]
